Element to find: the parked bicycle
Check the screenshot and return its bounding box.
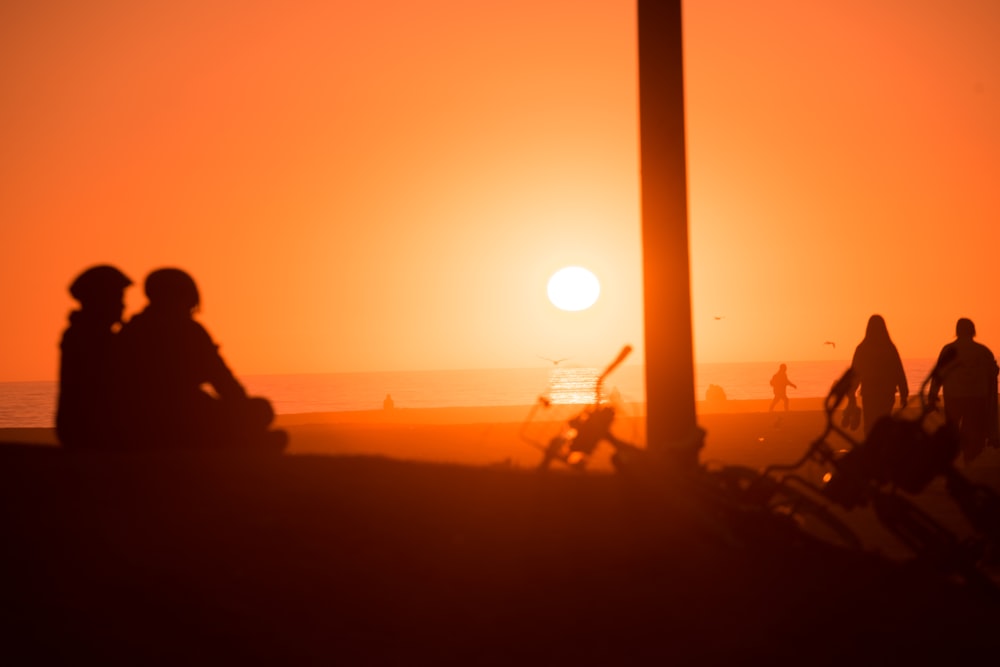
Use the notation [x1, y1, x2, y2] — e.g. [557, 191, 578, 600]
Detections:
[760, 353, 1000, 594]
[520, 345, 636, 472]
[521, 346, 1000, 596]
[520, 347, 861, 548]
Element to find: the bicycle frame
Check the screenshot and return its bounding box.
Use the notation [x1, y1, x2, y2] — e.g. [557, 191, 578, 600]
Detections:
[520, 345, 999, 593]
[759, 361, 1000, 593]
[521, 345, 635, 471]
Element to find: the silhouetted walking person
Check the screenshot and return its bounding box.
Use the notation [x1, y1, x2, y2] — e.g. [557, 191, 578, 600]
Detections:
[56, 265, 133, 449]
[769, 363, 796, 412]
[114, 268, 287, 451]
[846, 314, 909, 436]
[928, 318, 999, 466]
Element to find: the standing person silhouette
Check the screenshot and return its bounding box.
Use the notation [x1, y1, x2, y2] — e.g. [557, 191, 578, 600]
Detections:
[114, 268, 287, 451]
[927, 318, 999, 466]
[769, 363, 796, 412]
[846, 314, 909, 436]
[56, 265, 133, 449]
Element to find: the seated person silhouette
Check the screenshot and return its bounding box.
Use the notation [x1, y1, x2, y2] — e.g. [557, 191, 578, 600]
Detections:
[56, 265, 133, 449]
[114, 268, 287, 451]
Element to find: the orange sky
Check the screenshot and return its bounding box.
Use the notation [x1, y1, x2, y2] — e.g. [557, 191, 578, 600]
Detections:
[2, 1, 998, 382]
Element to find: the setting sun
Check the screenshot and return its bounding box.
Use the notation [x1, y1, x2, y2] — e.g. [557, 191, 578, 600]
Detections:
[547, 266, 601, 312]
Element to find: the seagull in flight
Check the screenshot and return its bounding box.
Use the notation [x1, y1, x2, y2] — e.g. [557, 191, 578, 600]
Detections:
[539, 356, 570, 366]
[824, 341, 836, 349]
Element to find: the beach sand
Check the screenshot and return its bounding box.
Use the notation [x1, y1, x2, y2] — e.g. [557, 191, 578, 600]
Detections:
[3, 399, 999, 663]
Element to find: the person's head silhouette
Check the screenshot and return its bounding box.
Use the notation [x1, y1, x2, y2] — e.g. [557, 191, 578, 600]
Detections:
[145, 268, 200, 316]
[68, 265, 132, 326]
[865, 314, 890, 341]
[956, 317, 976, 338]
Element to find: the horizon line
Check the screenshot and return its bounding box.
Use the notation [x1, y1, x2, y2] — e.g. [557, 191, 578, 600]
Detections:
[0, 357, 940, 384]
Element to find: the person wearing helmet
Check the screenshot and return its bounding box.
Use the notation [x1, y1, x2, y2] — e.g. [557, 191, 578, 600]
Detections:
[114, 267, 287, 451]
[56, 264, 133, 449]
[927, 318, 1000, 466]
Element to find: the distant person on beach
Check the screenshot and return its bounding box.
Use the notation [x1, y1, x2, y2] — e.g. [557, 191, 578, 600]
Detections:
[705, 384, 727, 403]
[56, 265, 133, 449]
[928, 318, 999, 466]
[846, 314, 909, 436]
[769, 364, 796, 412]
[384, 393, 394, 410]
[113, 268, 287, 451]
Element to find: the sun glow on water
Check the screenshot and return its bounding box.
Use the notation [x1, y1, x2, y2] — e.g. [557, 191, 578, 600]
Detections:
[547, 367, 600, 405]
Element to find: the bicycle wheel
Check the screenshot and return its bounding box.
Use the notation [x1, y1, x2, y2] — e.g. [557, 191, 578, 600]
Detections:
[871, 492, 1000, 597]
[709, 465, 863, 551]
[769, 482, 864, 551]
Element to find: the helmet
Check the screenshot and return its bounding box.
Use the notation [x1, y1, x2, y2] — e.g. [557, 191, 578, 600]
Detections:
[145, 268, 200, 311]
[69, 265, 132, 305]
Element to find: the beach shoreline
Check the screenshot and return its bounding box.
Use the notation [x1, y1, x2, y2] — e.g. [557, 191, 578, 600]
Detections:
[0, 396, 828, 434]
[9, 395, 999, 478]
[0, 396, 925, 473]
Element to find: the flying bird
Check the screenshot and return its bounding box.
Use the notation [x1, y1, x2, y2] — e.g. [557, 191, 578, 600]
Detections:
[713, 316, 725, 320]
[824, 341, 836, 349]
[539, 356, 570, 366]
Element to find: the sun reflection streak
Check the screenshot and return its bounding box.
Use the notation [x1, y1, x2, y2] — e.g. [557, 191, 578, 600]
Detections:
[547, 367, 600, 405]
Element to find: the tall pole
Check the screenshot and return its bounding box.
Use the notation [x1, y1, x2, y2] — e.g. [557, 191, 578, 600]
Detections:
[637, 0, 701, 468]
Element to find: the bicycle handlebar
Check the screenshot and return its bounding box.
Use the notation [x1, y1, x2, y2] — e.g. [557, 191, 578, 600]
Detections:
[599, 345, 632, 384]
[593, 345, 632, 403]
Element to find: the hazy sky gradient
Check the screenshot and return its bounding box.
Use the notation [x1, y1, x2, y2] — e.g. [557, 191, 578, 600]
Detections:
[2, 1, 998, 382]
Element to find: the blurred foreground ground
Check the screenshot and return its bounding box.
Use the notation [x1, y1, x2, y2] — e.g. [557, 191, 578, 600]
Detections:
[3, 401, 1000, 664]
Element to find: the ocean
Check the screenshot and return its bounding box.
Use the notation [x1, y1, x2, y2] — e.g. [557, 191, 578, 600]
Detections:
[0, 359, 937, 429]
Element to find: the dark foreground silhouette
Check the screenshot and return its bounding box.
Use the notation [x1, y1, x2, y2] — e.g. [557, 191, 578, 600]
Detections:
[56, 265, 133, 449]
[1, 445, 998, 665]
[929, 318, 1000, 466]
[115, 267, 287, 452]
[847, 314, 909, 436]
[56, 265, 286, 452]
